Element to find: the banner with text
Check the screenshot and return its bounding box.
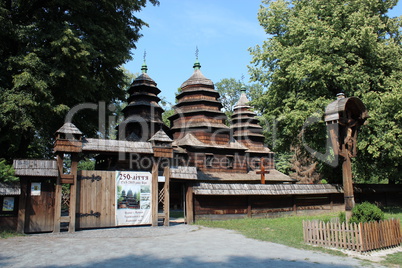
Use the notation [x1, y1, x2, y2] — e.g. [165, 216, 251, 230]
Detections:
[115, 171, 152, 226]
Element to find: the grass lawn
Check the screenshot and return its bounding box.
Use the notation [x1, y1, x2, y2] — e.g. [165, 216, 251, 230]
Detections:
[382, 207, 402, 266]
[197, 208, 402, 266]
[197, 213, 345, 255]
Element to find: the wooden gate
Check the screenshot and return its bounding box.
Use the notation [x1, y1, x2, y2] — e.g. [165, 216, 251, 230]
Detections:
[76, 171, 116, 229]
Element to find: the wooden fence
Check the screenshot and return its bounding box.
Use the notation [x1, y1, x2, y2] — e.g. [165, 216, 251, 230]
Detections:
[303, 219, 402, 252]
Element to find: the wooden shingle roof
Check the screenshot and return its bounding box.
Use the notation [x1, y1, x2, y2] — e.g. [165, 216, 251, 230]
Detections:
[169, 166, 198, 180]
[82, 138, 153, 154]
[193, 182, 343, 195]
[173, 133, 247, 150]
[0, 182, 21, 195]
[197, 169, 295, 182]
[55, 122, 82, 135]
[149, 129, 173, 143]
[181, 68, 214, 88]
[13, 159, 58, 177]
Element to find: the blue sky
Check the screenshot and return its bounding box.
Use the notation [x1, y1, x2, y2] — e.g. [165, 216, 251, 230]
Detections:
[125, 0, 402, 106]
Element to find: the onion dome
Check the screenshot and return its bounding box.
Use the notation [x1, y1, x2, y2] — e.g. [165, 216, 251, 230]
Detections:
[180, 60, 214, 88]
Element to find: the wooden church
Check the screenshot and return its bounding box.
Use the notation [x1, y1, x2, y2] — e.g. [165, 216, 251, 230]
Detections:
[85, 57, 293, 183]
[10, 58, 356, 233]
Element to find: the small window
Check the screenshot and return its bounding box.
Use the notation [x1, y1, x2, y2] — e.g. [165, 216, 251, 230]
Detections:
[205, 154, 214, 167]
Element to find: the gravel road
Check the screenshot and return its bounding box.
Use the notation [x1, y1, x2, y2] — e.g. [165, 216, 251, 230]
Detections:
[0, 224, 382, 267]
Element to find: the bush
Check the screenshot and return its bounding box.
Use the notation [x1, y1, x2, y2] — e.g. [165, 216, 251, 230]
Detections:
[349, 202, 384, 224]
[339, 211, 346, 223]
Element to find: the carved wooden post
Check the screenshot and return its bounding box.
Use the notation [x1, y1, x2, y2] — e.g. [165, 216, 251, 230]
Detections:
[325, 94, 368, 220]
[53, 123, 83, 233]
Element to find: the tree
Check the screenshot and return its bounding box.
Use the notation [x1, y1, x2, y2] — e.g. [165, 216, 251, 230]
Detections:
[215, 78, 264, 118]
[249, 0, 402, 183]
[0, 159, 18, 182]
[0, 0, 159, 161]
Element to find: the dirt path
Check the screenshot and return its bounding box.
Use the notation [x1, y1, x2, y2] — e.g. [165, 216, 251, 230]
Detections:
[0, 224, 383, 267]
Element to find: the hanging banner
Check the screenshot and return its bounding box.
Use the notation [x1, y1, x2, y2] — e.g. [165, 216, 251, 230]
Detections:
[115, 171, 152, 226]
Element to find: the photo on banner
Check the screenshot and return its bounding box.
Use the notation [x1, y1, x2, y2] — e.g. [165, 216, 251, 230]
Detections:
[115, 171, 152, 226]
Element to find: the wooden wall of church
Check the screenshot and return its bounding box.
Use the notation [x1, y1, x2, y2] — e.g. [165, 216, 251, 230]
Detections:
[193, 193, 345, 221]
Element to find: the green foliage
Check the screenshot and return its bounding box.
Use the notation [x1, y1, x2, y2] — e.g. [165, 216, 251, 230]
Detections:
[78, 158, 95, 171]
[338, 211, 346, 224]
[0, 230, 24, 239]
[0, 0, 159, 160]
[215, 78, 264, 113]
[349, 202, 385, 224]
[162, 108, 175, 127]
[274, 152, 293, 175]
[249, 0, 402, 184]
[0, 159, 18, 182]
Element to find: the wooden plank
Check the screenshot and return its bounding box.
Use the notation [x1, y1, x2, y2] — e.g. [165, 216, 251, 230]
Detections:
[76, 171, 81, 229]
[358, 223, 364, 252]
[186, 185, 194, 224]
[53, 182, 62, 233]
[17, 178, 27, 233]
[104, 171, 112, 227]
[68, 154, 78, 232]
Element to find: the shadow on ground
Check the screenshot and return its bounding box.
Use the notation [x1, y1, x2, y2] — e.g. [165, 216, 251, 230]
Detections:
[0, 253, 365, 268]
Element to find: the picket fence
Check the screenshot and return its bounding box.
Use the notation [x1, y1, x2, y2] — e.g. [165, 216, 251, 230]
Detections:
[303, 219, 402, 252]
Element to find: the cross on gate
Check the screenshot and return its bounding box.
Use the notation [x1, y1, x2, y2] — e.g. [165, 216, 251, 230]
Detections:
[256, 158, 270, 184]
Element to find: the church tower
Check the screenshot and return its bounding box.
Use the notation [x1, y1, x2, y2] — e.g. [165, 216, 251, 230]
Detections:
[169, 58, 230, 145]
[119, 61, 168, 141]
[231, 86, 265, 151]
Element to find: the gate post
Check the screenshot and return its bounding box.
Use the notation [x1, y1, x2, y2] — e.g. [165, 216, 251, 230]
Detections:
[53, 154, 63, 233]
[68, 154, 79, 232]
[163, 167, 170, 226]
[151, 163, 158, 226]
[53, 123, 83, 233]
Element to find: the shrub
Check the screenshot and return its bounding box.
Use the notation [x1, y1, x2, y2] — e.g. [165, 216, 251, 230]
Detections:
[338, 211, 346, 223]
[349, 202, 384, 224]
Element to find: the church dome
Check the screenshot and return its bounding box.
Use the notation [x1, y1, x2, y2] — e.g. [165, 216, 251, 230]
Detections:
[180, 60, 214, 88]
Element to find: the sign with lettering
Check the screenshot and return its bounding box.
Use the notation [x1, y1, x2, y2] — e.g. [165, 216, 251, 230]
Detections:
[115, 171, 152, 226]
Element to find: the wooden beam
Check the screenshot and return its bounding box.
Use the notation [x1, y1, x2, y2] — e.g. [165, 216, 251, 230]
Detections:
[163, 167, 170, 226]
[151, 163, 158, 226]
[341, 145, 355, 220]
[53, 154, 63, 233]
[185, 185, 194, 224]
